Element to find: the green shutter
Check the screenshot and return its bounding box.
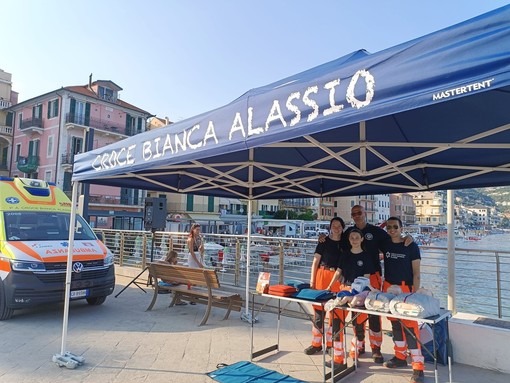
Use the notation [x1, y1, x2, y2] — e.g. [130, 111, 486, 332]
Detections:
[28, 141, 34, 156]
[6, 112, 13, 127]
[84, 103, 90, 126]
[63, 172, 72, 192]
[125, 113, 131, 135]
[70, 98, 76, 116]
[186, 194, 194, 211]
[47, 101, 51, 118]
[137, 117, 142, 132]
[1, 147, 7, 165]
[55, 99, 59, 117]
[208, 196, 214, 212]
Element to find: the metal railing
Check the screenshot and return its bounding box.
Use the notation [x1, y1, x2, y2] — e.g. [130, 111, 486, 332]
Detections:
[65, 113, 133, 136]
[94, 229, 510, 320]
[0, 124, 13, 135]
[0, 99, 12, 109]
[20, 117, 43, 130]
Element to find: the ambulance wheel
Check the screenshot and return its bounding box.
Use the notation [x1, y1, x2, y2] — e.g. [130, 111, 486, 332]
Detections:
[0, 280, 14, 320]
[86, 296, 107, 305]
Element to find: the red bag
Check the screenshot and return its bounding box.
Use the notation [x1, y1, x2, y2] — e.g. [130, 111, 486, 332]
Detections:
[268, 284, 297, 297]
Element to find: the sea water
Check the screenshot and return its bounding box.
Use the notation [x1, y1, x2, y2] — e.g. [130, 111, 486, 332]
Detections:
[420, 233, 510, 319]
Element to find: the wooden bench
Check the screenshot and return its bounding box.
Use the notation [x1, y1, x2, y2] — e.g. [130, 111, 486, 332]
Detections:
[146, 263, 243, 326]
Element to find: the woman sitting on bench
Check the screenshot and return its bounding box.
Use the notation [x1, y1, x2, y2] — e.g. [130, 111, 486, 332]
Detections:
[158, 250, 190, 305]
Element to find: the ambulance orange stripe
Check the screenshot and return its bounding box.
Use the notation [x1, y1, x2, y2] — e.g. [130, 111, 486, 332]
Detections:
[8, 181, 57, 206]
[0, 260, 11, 272]
[9, 242, 44, 261]
[4, 249, 103, 263]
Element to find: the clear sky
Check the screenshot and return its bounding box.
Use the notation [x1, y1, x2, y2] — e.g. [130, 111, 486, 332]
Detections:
[2, 0, 509, 121]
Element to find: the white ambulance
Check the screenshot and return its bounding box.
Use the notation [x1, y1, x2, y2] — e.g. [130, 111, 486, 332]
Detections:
[0, 177, 115, 320]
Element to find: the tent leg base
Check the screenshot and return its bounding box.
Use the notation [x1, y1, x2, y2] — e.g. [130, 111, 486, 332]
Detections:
[52, 352, 85, 369]
[241, 311, 258, 323]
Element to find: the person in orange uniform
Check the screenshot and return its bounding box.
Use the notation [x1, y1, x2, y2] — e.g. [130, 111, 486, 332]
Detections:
[322, 205, 413, 363]
[305, 217, 346, 372]
[325, 228, 377, 361]
[381, 217, 424, 383]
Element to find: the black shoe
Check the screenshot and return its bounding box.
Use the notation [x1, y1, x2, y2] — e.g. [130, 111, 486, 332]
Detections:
[371, 348, 384, 364]
[384, 356, 407, 368]
[325, 360, 347, 372]
[410, 369, 424, 383]
[304, 345, 322, 355]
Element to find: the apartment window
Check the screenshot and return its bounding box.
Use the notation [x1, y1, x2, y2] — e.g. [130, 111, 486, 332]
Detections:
[208, 196, 214, 212]
[75, 101, 86, 125]
[1, 147, 7, 167]
[98, 86, 115, 101]
[137, 117, 143, 133]
[48, 99, 59, 118]
[71, 136, 83, 155]
[186, 194, 194, 211]
[15, 144, 21, 161]
[44, 171, 52, 182]
[29, 140, 40, 156]
[6, 112, 13, 127]
[47, 135, 54, 158]
[33, 104, 42, 119]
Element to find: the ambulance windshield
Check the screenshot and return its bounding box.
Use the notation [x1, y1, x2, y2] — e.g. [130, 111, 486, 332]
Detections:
[4, 212, 97, 241]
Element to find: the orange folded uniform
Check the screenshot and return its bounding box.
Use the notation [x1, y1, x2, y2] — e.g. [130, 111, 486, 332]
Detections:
[268, 284, 298, 297]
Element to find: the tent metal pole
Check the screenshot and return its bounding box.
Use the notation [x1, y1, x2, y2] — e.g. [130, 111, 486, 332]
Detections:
[447, 190, 456, 314]
[52, 181, 85, 368]
[245, 200, 253, 316]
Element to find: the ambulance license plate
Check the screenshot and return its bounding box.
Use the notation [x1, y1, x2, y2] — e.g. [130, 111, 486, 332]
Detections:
[70, 289, 88, 299]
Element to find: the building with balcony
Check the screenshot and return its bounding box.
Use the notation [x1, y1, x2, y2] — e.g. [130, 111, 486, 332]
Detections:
[334, 195, 378, 224]
[319, 197, 335, 221]
[390, 193, 416, 225]
[409, 191, 446, 226]
[147, 116, 172, 131]
[463, 205, 491, 227]
[7, 75, 152, 229]
[280, 198, 319, 217]
[0, 68, 17, 176]
[375, 194, 391, 224]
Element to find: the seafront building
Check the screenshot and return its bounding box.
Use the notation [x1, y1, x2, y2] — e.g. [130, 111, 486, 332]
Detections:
[0, 68, 17, 177]
[390, 193, 416, 225]
[6, 75, 152, 229]
[410, 191, 447, 226]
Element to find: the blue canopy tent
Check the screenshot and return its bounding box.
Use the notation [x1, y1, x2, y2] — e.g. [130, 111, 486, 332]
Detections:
[57, 5, 510, 365]
[72, 6, 510, 198]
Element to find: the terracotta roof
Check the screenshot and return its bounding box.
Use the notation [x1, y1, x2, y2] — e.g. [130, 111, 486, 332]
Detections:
[92, 80, 123, 91]
[63, 84, 152, 115]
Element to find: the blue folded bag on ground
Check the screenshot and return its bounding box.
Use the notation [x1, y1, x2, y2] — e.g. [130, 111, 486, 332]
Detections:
[423, 318, 448, 365]
[292, 288, 335, 301]
[207, 361, 307, 383]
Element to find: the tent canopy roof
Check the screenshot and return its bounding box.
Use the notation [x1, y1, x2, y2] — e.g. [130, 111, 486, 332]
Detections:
[72, 5, 510, 199]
